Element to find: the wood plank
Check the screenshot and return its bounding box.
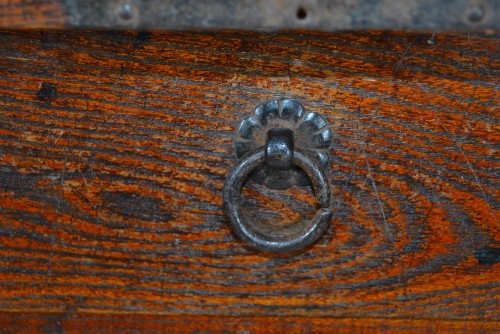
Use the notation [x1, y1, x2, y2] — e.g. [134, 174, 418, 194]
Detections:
[0, 30, 498, 324]
[1, 313, 500, 333]
[0, 1, 66, 28]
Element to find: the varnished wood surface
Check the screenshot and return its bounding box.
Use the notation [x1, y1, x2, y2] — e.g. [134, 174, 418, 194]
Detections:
[2, 313, 500, 333]
[0, 29, 498, 330]
[0, 1, 66, 29]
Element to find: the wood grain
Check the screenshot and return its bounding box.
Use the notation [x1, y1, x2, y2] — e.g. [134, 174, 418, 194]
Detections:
[0, 1, 66, 28]
[0, 29, 498, 330]
[2, 313, 500, 334]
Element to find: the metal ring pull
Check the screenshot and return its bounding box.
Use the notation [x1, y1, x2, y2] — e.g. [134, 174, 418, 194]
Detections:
[223, 148, 331, 253]
[223, 99, 333, 253]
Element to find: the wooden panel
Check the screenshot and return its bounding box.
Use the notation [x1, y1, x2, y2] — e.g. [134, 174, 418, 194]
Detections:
[1, 313, 500, 333]
[0, 30, 498, 326]
[0, 1, 66, 28]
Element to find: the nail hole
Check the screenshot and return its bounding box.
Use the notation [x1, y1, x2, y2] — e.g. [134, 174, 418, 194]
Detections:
[37, 83, 57, 102]
[296, 7, 307, 20]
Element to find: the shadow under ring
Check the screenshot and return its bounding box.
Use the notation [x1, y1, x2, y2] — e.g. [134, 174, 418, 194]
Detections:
[223, 148, 332, 253]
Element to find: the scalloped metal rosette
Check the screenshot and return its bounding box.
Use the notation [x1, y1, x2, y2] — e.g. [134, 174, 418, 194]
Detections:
[235, 99, 332, 189]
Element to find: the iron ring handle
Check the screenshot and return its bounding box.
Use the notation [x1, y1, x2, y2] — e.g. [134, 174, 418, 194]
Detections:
[223, 148, 332, 253]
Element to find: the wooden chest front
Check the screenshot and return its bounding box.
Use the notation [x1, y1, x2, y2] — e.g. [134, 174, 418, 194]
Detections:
[0, 28, 498, 332]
